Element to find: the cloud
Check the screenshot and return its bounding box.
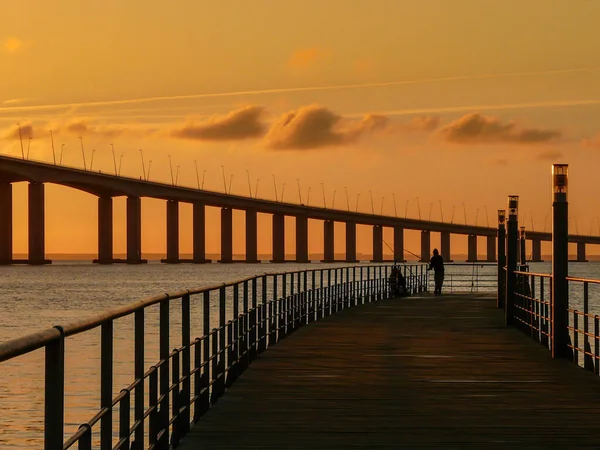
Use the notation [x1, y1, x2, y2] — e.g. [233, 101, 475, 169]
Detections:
[582, 134, 600, 149]
[1, 98, 32, 105]
[4, 37, 28, 54]
[438, 113, 561, 145]
[264, 105, 389, 150]
[399, 116, 440, 132]
[287, 48, 329, 69]
[537, 150, 563, 160]
[2, 123, 35, 140]
[169, 105, 266, 141]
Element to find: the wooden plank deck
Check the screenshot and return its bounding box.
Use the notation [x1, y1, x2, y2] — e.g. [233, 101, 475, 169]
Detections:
[178, 294, 600, 449]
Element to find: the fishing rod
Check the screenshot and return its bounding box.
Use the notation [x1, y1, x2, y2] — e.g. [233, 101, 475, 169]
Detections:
[382, 239, 428, 292]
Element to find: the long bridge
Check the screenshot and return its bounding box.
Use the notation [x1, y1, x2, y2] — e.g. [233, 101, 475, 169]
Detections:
[1, 154, 598, 265]
[2, 164, 600, 448]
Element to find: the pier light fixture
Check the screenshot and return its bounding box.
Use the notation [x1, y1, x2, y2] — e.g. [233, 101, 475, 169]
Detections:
[520, 226, 526, 240]
[552, 164, 568, 199]
[498, 209, 506, 225]
[508, 196, 519, 217]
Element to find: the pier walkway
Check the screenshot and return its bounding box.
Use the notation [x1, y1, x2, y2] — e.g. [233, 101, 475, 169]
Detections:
[178, 294, 600, 449]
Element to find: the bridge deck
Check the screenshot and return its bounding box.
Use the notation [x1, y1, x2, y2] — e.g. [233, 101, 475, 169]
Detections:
[178, 294, 600, 449]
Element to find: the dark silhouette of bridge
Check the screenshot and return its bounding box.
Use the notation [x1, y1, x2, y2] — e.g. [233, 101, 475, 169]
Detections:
[0, 154, 598, 265]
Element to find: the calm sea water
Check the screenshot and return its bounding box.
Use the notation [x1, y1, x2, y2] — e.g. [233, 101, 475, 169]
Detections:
[1, 261, 600, 448]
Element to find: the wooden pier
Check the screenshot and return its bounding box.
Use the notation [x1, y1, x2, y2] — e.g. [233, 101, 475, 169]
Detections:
[178, 294, 600, 449]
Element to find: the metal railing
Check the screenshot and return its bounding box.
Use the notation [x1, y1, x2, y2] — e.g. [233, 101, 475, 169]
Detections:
[429, 263, 497, 293]
[510, 269, 600, 375]
[0, 264, 427, 450]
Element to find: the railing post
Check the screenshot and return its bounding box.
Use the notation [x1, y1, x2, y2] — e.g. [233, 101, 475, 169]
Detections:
[119, 390, 130, 450]
[171, 349, 180, 447]
[181, 293, 191, 436]
[159, 299, 170, 447]
[202, 291, 210, 412]
[149, 367, 159, 445]
[44, 327, 65, 450]
[497, 210, 506, 309]
[218, 285, 226, 396]
[584, 282, 593, 370]
[505, 196, 518, 326]
[133, 309, 145, 448]
[101, 320, 113, 450]
[551, 164, 570, 359]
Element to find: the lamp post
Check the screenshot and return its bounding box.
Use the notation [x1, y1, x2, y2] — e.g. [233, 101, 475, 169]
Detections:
[194, 161, 200, 189]
[60, 144, 65, 165]
[140, 149, 147, 181]
[49, 130, 56, 165]
[505, 195, 519, 326]
[111, 144, 117, 175]
[79, 137, 87, 170]
[497, 210, 506, 309]
[551, 164, 569, 359]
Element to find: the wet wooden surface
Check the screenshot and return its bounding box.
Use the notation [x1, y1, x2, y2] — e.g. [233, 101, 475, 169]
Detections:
[178, 294, 600, 449]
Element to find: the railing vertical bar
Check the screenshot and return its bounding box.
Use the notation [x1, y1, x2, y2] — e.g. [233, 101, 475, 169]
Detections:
[134, 309, 145, 448]
[171, 350, 180, 447]
[159, 299, 170, 448]
[202, 291, 210, 413]
[100, 320, 113, 450]
[583, 282, 591, 370]
[44, 327, 65, 450]
[181, 292, 191, 435]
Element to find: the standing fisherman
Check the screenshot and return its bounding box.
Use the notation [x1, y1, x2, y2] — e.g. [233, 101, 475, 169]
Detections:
[428, 248, 445, 295]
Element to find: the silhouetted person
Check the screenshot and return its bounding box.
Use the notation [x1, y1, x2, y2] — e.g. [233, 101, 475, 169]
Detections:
[397, 269, 407, 296]
[389, 266, 399, 295]
[428, 248, 444, 295]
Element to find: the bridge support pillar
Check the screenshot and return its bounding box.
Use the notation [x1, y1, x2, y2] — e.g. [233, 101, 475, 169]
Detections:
[576, 242, 587, 262]
[531, 239, 543, 262]
[126, 196, 144, 264]
[95, 196, 113, 264]
[440, 231, 451, 262]
[346, 221, 357, 262]
[372, 225, 383, 262]
[323, 220, 335, 262]
[193, 202, 210, 263]
[394, 225, 405, 262]
[0, 183, 12, 264]
[419, 230, 430, 262]
[28, 182, 49, 265]
[486, 235, 496, 262]
[220, 207, 233, 263]
[467, 234, 477, 262]
[272, 213, 285, 263]
[295, 215, 309, 263]
[164, 200, 179, 263]
[245, 209, 258, 263]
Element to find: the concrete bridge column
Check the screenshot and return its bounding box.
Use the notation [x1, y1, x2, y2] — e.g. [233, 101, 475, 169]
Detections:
[394, 225, 405, 262]
[323, 220, 335, 262]
[295, 215, 309, 263]
[441, 231, 451, 262]
[245, 209, 258, 263]
[193, 201, 209, 263]
[420, 230, 430, 262]
[272, 213, 285, 263]
[486, 235, 496, 262]
[165, 200, 179, 263]
[577, 242, 587, 262]
[126, 196, 143, 264]
[0, 183, 12, 264]
[467, 234, 477, 262]
[346, 221, 357, 262]
[220, 207, 233, 263]
[372, 225, 383, 262]
[96, 196, 113, 264]
[28, 182, 47, 265]
[531, 239, 542, 262]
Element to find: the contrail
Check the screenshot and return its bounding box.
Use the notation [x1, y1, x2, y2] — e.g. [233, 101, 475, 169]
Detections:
[1, 67, 599, 114]
[348, 98, 600, 118]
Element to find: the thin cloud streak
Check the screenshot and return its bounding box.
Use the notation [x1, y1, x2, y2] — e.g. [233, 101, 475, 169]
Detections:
[351, 99, 600, 118]
[1, 67, 599, 113]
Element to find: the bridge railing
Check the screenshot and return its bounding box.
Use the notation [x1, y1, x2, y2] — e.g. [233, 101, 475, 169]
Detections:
[0, 264, 427, 450]
[511, 270, 600, 375]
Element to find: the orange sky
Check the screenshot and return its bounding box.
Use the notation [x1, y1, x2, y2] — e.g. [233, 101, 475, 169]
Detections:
[2, 0, 600, 257]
